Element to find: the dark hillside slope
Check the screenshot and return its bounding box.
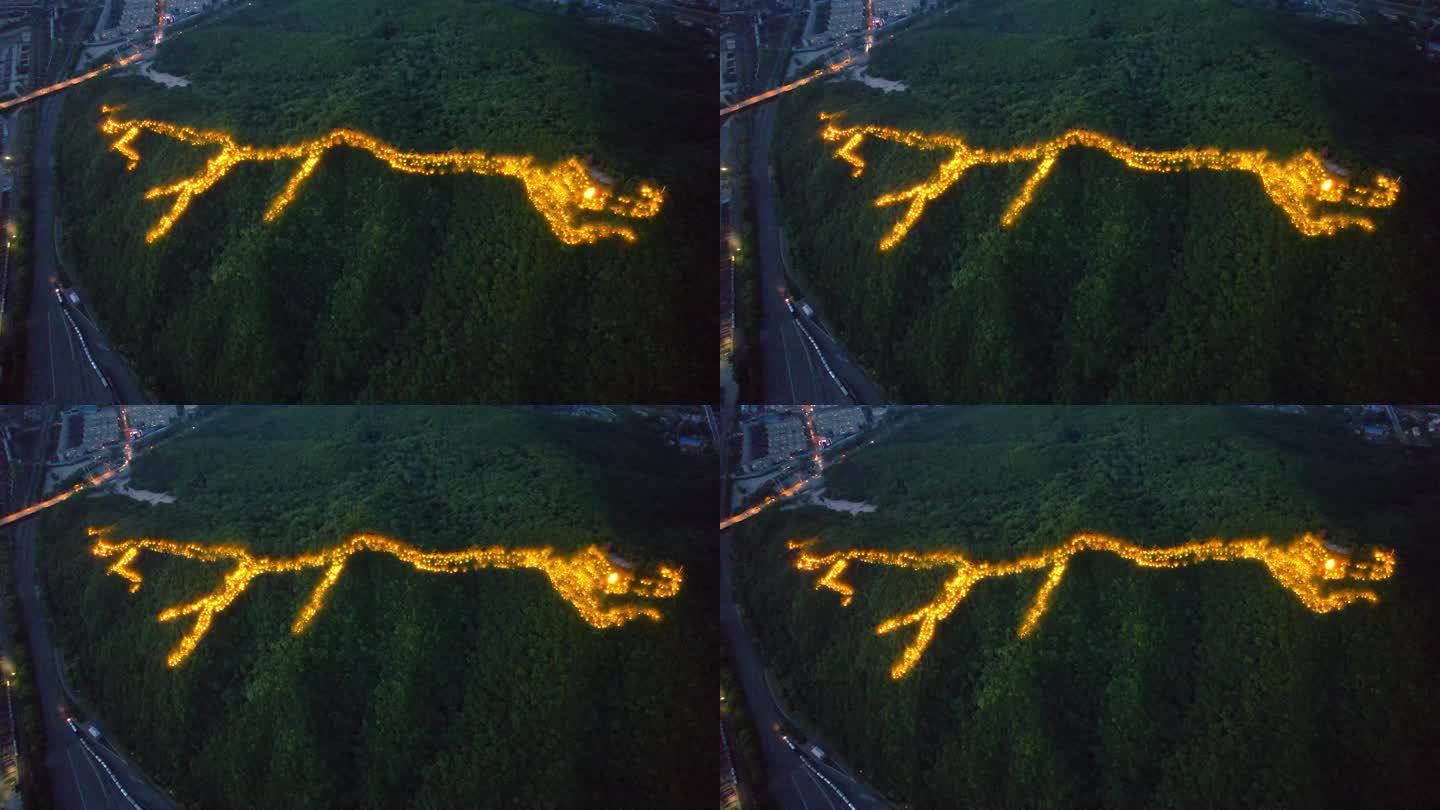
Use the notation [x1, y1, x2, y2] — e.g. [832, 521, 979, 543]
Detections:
[56, 0, 714, 401]
[40, 406, 716, 809]
[774, 0, 1440, 400]
[734, 406, 1439, 808]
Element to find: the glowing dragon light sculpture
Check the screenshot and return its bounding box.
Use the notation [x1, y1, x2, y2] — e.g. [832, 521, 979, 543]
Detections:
[88, 528, 683, 667]
[98, 106, 665, 245]
[789, 532, 1395, 679]
[817, 113, 1401, 251]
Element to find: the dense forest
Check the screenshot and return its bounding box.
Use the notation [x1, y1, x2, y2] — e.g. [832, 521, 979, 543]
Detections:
[732, 406, 1440, 808]
[38, 406, 716, 809]
[772, 0, 1440, 400]
[54, 0, 714, 401]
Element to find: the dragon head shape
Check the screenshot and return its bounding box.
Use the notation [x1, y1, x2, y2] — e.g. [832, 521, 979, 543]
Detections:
[1259, 532, 1396, 610]
[519, 158, 666, 245]
[543, 545, 684, 628]
[1256, 152, 1400, 237]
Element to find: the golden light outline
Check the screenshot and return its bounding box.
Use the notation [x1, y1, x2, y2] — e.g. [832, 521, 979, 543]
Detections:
[789, 532, 1395, 679]
[818, 113, 1400, 250]
[88, 528, 683, 667]
[98, 106, 665, 245]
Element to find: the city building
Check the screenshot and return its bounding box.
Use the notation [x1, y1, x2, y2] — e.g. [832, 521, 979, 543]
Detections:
[814, 406, 865, 441]
[115, 0, 156, 35]
[828, 0, 865, 35]
[0, 26, 31, 96]
[762, 414, 808, 462]
[873, 0, 912, 24]
[125, 405, 182, 433]
[56, 407, 122, 462]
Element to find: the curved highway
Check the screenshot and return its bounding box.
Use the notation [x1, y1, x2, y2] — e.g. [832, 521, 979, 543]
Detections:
[740, 8, 882, 406]
[7, 419, 172, 810]
[720, 528, 890, 810]
[21, 1, 146, 405]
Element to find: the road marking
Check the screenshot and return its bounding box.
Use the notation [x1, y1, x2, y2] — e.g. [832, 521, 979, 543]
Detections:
[790, 315, 850, 402]
[58, 308, 79, 396]
[59, 306, 109, 393]
[66, 746, 92, 810]
[802, 766, 840, 810]
[817, 761, 875, 807]
[798, 323, 843, 403]
[796, 751, 860, 810]
[77, 738, 112, 805]
[789, 771, 813, 810]
[795, 320, 819, 382]
[791, 319, 832, 402]
[46, 308, 57, 401]
[777, 308, 799, 403]
[74, 728, 144, 809]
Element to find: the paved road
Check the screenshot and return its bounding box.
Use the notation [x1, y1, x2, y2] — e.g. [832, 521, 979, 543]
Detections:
[0, 447, 23, 801]
[9, 423, 172, 810]
[720, 528, 890, 810]
[22, 2, 146, 405]
[741, 11, 883, 406]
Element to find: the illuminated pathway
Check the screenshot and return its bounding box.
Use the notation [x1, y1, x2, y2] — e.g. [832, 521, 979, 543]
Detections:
[818, 114, 1402, 250]
[99, 108, 665, 245]
[789, 532, 1396, 679]
[0, 410, 133, 529]
[88, 529, 684, 667]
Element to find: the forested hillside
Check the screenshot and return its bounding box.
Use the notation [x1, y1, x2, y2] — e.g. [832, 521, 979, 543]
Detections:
[733, 406, 1439, 808]
[773, 0, 1440, 400]
[39, 407, 716, 809]
[55, 0, 714, 401]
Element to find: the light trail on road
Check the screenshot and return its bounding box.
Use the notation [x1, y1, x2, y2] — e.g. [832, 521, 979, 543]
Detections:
[0, 409, 132, 529]
[802, 404, 824, 473]
[155, 0, 170, 45]
[721, 476, 815, 531]
[99, 108, 665, 245]
[0, 0, 214, 114]
[0, 52, 144, 113]
[89, 529, 684, 667]
[719, 56, 856, 118]
[864, 0, 875, 53]
[819, 114, 1401, 250]
[720, 405, 837, 530]
[790, 532, 1397, 679]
